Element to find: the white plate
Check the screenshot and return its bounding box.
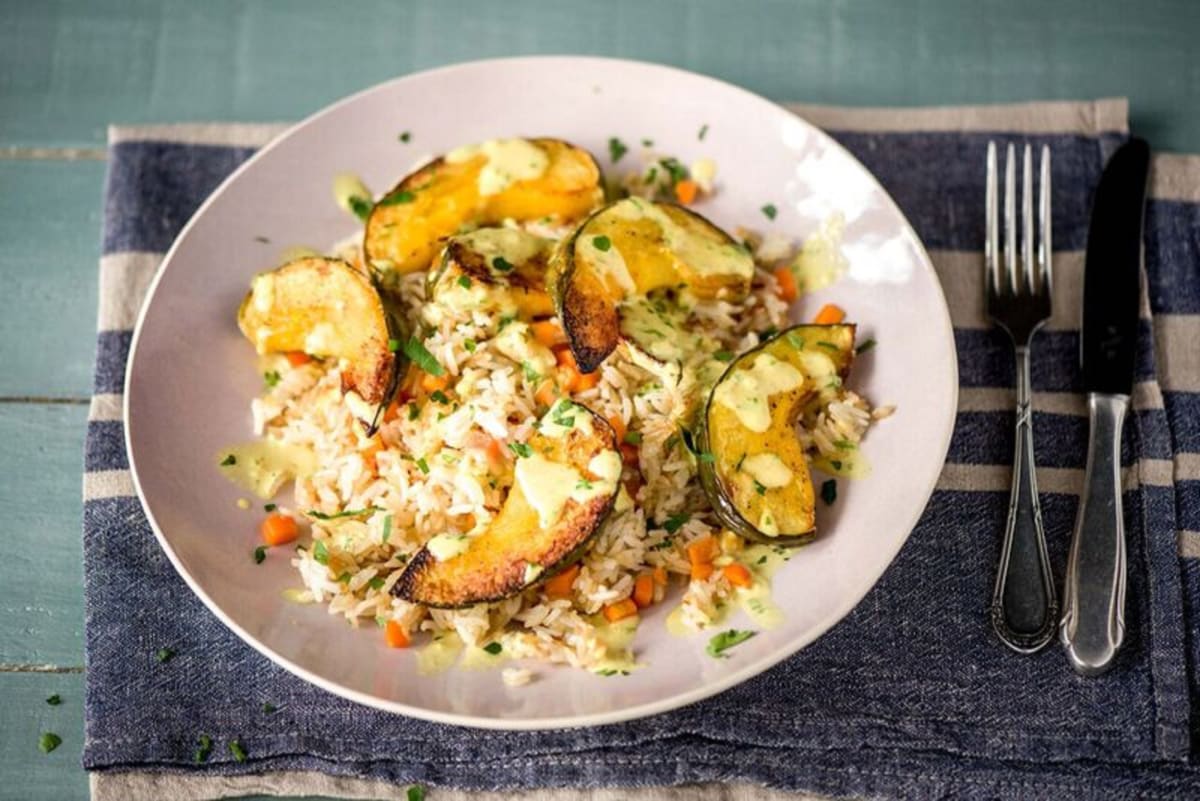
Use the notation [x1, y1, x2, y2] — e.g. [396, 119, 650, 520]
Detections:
[125, 56, 957, 729]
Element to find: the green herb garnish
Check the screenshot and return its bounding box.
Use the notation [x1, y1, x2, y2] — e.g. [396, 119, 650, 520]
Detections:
[713, 350, 734, 362]
[761, 203, 777, 220]
[706, 629, 756, 658]
[416, 457, 430, 474]
[398, 131, 412, 143]
[698, 124, 709, 140]
[785, 332, 805, 349]
[457, 275, 472, 289]
[348, 195, 373, 221]
[663, 513, 689, 534]
[831, 459, 843, 471]
[816, 341, 839, 352]
[382, 514, 393, 543]
[856, 338, 877, 354]
[522, 361, 542, 383]
[753, 480, 767, 496]
[758, 326, 778, 342]
[378, 190, 415, 206]
[576, 479, 594, 490]
[336, 571, 352, 584]
[46, 694, 61, 706]
[464, 338, 477, 353]
[368, 577, 386, 590]
[264, 503, 277, 512]
[509, 442, 532, 459]
[608, 137, 628, 162]
[820, 479, 837, 505]
[592, 234, 612, 252]
[492, 256, 515, 273]
[430, 389, 450, 405]
[408, 786, 426, 801]
[38, 732, 62, 754]
[262, 702, 277, 713]
[402, 337, 445, 377]
[312, 541, 330, 565]
[194, 734, 212, 763]
[387, 338, 400, 352]
[623, 430, 643, 446]
[220, 454, 237, 467]
[659, 157, 688, 185]
[483, 642, 503, 655]
[253, 546, 267, 564]
[263, 370, 281, 388]
[757, 555, 768, 565]
[306, 507, 381, 520]
[155, 647, 175, 663]
[228, 739, 247, 762]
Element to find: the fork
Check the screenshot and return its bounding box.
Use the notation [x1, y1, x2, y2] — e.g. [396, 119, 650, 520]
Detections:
[986, 141, 1057, 653]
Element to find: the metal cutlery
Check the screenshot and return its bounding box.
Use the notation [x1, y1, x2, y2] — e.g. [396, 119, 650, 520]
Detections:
[1060, 137, 1150, 675]
[986, 141, 1058, 653]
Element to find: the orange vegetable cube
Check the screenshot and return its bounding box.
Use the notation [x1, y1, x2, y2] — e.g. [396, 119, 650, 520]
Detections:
[773, 266, 798, 302]
[603, 599, 639, 622]
[260, 513, 298, 546]
[384, 620, 411, 648]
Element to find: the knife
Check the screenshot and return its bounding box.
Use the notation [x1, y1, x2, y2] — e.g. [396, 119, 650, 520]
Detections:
[1060, 137, 1150, 675]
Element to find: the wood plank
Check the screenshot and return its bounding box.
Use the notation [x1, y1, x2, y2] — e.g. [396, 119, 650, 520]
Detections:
[0, 672, 88, 801]
[3, 0, 1200, 152]
[0, 161, 104, 399]
[0, 403, 87, 666]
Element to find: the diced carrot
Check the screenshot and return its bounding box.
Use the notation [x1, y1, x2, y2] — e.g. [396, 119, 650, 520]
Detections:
[603, 598, 639, 622]
[383, 398, 404, 423]
[607, 415, 627, 443]
[620, 443, 640, 466]
[812, 303, 846, 325]
[691, 562, 714, 581]
[674, 178, 699, 205]
[545, 564, 581, 599]
[570, 369, 600, 393]
[773, 266, 798, 302]
[723, 563, 754, 588]
[632, 574, 655, 608]
[686, 535, 717, 568]
[530, 319, 565, 347]
[261, 513, 298, 546]
[286, 351, 312, 367]
[534, 380, 559, 408]
[384, 620, 411, 648]
[485, 436, 505, 464]
[421, 372, 450, 393]
[553, 345, 575, 368]
[652, 566, 669, 586]
[361, 440, 384, 472]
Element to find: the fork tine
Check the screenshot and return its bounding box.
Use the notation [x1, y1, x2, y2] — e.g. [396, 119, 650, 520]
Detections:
[986, 141, 998, 296]
[1004, 143, 1017, 294]
[1022, 144, 1035, 294]
[1038, 144, 1052, 294]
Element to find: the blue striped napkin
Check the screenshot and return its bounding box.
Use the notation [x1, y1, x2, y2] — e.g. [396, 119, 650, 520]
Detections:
[84, 100, 1200, 801]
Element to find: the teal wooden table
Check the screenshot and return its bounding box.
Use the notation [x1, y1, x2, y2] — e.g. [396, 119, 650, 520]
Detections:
[3, 1, 1198, 797]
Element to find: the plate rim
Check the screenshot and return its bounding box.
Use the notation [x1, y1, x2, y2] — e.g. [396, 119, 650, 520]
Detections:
[123, 54, 959, 730]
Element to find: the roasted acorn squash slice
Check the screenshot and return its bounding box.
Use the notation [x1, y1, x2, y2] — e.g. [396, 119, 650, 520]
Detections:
[426, 227, 554, 320]
[365, 138, 603, 288]
[236, 256, 403, 434]
[697, 324, 856, 545]
[549, 198, 754, 372]
[393, 400, 620, 608]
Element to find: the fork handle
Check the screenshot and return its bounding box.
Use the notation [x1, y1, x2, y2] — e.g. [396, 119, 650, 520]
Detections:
[991, 345, 1058, 652]
[1060, 392, 1128, 675]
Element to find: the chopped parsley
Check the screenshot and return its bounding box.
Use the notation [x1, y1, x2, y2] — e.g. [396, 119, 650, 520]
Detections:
[155, 647, 175, 663]
[408, 786, 426, 801]
[387, 338, 400, 352]
[253, 235, 270, 244]
[263, 370, 281, 388]
[820, 479, 838, 505]
[407, 402, 420, 421]
[698, 123, 709, 140]
[761, 203, 777, 220]
[785, 331, 805, 349]
[622, 430, 643, 446]
[46, 694, 61, 706]
[194, 734, 213, 763]
[834, 438, 856, 451]
[457, 274, 471, 289]
[816, 340, 840, 352]
[509, 442, 532, 458]
[264, 503, 277, 512]
[831, 459, 843, 471]
[663, 513, 689, 534]
[483, 642, 503, 655]
[856, 338, 877, 354]
[312, 541, 330, 565]
[348, 195, 373, 221]
[596, 668, 630, 676]
[38, 732, 62, 754]
[680, 428, 715, 463]
[641, 138, 654, 147]
[757, 554, 768, 565]
[608, 136, 628, 163]
[576, 479, 594, 491]
[253, 546, 267, 564]
[262, 702, 277, 714]
[307, 507, 381, 520]
[416, 457, 430, 474]
[758, 326, 778, 342]
[378, 190, 416, 206]
[430, 389, 450, 405]
[522, 361, 542, 383]
[753, 480, 767, 496]
[336, 571, 352, 584]
[734, 453, 746, 471]
[398, 131, 412, 143]
[464, 338, 477, 353]
[368, 577, 386, 590]
[659, 157, 688, 185]
[706, 629, 757, 658]
[713, 350, 734, 362]
[228, 739, 247, 763]
[492, 256, 515, 272]
[551, 401, 577, 428]
[592, 234, 612, 252]
[220, 454, 237, 467]
[498, 313, 517, 330]
[382, 514, 393, 543]
[402, 337, 445, 377]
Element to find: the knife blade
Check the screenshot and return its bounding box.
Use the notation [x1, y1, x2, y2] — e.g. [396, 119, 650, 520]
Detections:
[1060, 137, 1150, 675]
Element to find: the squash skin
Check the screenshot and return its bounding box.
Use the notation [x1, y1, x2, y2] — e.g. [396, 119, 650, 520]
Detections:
[392, 406, 619, 608]
[364, 138, 603, 289]
[236, 257, 404, 436]
[697, 324, 856, 546]
[549, 199, 753, 373]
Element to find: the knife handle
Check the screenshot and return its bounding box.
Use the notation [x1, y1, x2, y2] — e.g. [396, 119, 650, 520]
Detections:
[1060, 392, 1128, 675]
[991, 345, 1058, 652]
